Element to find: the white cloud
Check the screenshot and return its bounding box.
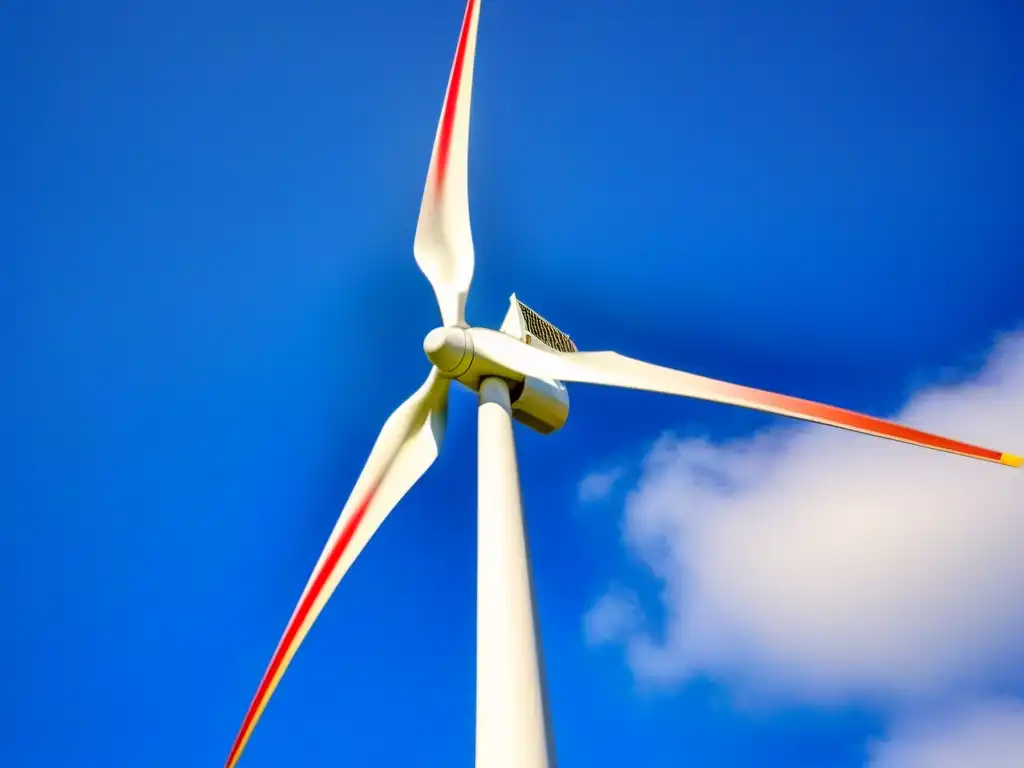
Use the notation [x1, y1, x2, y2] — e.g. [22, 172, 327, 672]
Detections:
[584, 588, 641, 646]
[578, 466, 626, 503]
[868, 698, 1024, 768]
[591, 329, 1024, 706]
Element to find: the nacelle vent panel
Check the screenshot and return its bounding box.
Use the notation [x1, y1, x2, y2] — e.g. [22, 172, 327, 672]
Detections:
[501, 294, 577, 353]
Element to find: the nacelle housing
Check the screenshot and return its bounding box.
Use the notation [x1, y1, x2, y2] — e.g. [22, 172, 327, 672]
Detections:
[509, 375, 570, 435]
[498, 293, 574, 434]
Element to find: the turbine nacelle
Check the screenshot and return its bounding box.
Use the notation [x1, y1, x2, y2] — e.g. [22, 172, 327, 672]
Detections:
[424, 325, 571, 435]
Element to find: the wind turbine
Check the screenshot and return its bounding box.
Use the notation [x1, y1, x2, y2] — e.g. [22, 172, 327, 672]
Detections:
[224, 1, 1022, 766]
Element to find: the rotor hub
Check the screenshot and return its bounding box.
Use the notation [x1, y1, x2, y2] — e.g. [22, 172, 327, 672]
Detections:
[424, 326, 472, 375]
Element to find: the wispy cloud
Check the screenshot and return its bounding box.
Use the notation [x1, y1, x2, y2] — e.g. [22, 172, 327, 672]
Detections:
[590, 329, 1024, 707]
[578, 466, 626, 503]
[584, 588, 641, 647]
[868, 698, 1024, 767]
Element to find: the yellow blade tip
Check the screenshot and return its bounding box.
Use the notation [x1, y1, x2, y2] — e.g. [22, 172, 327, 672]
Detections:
[1001, 453, 1023, 468]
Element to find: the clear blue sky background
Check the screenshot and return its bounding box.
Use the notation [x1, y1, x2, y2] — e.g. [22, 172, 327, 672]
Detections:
[5, 0, 1023, 766]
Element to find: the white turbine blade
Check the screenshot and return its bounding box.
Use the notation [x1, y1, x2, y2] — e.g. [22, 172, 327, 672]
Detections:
[469, 328, 1022, 468]
[225, 370, 450, 768]
[413, 0, 482, 328]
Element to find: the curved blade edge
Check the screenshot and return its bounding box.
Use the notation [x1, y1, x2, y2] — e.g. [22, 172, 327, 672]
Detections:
[413, 0, 482, 327]
[470, 329, 1019, 468]
[225, 372, 449, 768]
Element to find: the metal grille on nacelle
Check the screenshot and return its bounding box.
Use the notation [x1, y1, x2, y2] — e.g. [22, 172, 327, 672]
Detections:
[516, 299, 578, 353]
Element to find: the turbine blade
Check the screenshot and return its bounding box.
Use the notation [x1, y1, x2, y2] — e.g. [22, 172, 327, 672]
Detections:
[225, 370, 450, 768]
[413, 0, 482, 328]
[468, 328, 1021, 468]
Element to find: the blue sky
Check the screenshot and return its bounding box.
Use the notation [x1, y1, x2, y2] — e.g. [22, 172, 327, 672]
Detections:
[5, 1, 1024, 766]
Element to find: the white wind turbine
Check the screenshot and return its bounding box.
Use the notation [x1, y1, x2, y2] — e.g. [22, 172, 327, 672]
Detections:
[225, 1, 1022, 766]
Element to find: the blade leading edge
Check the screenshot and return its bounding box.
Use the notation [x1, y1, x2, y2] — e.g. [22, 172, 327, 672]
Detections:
[225, 370, 450, 768]
[469, 328, 1022, 468]
[413, 0, 482, 328]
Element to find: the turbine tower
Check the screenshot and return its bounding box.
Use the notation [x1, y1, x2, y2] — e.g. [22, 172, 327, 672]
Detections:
[224, 2, 1021, 766]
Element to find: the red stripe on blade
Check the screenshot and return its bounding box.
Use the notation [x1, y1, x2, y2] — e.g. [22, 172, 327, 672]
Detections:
[225, 482, 380, 768]
[699, 378, 1003, 462]
[433, 0, 477, 195]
